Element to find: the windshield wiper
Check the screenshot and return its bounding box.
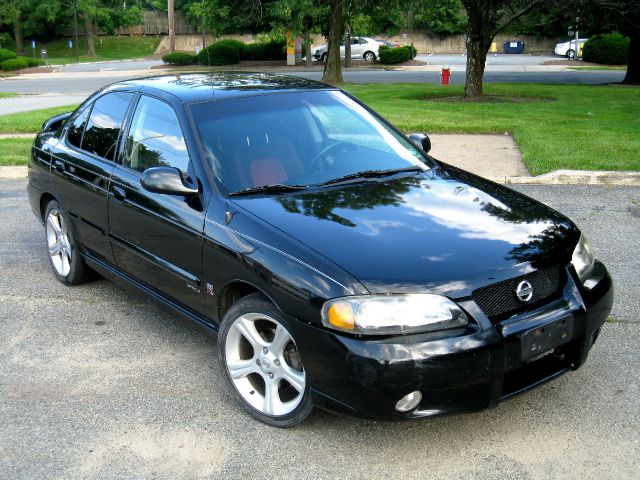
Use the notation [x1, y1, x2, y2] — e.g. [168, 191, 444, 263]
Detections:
[316, 166, 423, 187]
[228, 184, 308, 197]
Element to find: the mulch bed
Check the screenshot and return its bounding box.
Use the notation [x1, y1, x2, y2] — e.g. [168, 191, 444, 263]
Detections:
[3, 66, 58, 74]
[422, 94, 556, 104]
[543, 60, 626, 67]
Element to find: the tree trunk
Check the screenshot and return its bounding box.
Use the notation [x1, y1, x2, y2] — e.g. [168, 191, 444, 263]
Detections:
[304, 18, 311, 67]
[84, 15, 96, 57]
[14, 16, 24, 54]
[462, 0, 495, 99]
[322, 0, 343, 84]
[464, 35, 490, 98]
[623, 32, 639, 85]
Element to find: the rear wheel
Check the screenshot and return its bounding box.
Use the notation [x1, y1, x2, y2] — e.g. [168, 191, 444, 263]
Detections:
[567, 49, 576, 59]
[44, 200, 92, 285]
[321, 52, 327, 62]
[218, 294, 312, 427]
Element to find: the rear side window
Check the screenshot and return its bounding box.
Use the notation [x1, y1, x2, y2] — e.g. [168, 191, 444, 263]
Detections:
[124, 95, 190, 173]
[82, 92, 133, 160]
[66, 104, 91, 149]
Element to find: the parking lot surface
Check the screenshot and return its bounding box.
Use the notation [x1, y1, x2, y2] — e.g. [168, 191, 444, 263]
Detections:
[1, 179, 639, 479]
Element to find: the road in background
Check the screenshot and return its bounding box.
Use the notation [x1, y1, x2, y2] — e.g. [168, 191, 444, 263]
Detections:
[0, 69, 625, 98]
[1, 178, 639, 479]
[54, 54, 561, 73]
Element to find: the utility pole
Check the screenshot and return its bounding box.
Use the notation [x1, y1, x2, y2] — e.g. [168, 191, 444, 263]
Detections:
[74, 0, 79, 63]
[168, 0, 175, 53]
[201, 0, 206, 49]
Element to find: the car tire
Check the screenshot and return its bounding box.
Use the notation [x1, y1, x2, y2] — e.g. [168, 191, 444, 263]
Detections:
[567, 49, 575, 59]
[44, 199, 92, 285]
[218, 293, 313, 427]
[321, 53, 327, 62]
[363, 51, 376, 62]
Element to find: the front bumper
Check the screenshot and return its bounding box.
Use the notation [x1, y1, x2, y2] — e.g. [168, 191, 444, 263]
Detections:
[290, 261, 613, 420]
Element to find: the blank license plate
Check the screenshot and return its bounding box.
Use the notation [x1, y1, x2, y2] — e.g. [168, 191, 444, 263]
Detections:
[521, 317, 574, 360]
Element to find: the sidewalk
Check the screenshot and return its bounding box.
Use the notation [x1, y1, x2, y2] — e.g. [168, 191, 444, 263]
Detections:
[0, 94, 86, 115]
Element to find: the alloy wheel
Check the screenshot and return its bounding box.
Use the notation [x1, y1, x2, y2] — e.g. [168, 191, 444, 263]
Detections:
[46, 208, 72, 277]
[224, 312, 306, 416]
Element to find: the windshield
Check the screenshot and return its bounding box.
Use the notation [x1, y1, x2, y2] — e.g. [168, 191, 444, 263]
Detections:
[189, 90, 430, 193]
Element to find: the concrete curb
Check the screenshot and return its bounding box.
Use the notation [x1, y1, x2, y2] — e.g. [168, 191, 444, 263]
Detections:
[2, 165, 639, 185]
[486, 170, 640, 186]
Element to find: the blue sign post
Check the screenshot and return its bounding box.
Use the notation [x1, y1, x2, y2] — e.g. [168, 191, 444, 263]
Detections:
[68, 40, 73, 64]
[32, 40, 36, 59]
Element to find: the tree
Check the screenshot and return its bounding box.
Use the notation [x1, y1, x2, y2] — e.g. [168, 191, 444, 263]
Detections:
[592, 0, 639, 84]
[460, 0, 543, 98]
[0, 0, 27, 53]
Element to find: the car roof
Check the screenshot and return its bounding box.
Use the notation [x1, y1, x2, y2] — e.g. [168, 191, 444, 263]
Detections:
[108, 72, 337, 103]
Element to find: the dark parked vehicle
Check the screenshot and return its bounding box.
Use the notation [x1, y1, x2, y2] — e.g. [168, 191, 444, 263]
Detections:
[28, 73, 612, 427]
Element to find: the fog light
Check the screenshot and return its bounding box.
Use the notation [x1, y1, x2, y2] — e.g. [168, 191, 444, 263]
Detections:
[395, 391, 422, 412]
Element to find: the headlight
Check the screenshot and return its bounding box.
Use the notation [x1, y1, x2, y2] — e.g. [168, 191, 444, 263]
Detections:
[571, 234, 595, 282]
[321, 294, 468, 335]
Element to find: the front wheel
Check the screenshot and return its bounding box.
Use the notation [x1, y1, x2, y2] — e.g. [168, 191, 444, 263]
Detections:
[218, 294, 313, 427]
[567, 49, 576, 59]
[363, 51, 376, 62]
[321, 52, 327, 62]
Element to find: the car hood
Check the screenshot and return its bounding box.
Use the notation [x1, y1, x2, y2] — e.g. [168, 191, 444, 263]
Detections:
[231, 166, 579, 297]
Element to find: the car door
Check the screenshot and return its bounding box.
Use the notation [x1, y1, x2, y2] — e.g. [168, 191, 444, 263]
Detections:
[351, 38, 363, 58]
[51, 91, 135, 264]
[107, 93, 207, 313]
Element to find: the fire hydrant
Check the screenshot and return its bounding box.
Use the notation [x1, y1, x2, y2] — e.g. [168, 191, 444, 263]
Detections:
[441, 67, 451, 85]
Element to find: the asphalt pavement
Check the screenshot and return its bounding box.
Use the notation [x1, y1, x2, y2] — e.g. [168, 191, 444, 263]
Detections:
[1, 178, 638, 479]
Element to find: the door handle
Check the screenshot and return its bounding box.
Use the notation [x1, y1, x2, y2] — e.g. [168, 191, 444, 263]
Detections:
[53, 160, 65, 174]
[111, 186, 126, 203]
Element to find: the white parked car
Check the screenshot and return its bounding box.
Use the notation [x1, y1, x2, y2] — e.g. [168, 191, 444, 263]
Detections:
[554, 39, 588, 59]
[312, 37, 380, 62]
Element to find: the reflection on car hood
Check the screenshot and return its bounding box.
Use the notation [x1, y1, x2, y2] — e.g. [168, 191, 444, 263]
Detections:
[231, 166, 579, 297]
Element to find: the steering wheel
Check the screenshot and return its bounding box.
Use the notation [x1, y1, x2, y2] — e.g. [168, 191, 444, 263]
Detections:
[309, 142, 351, 172]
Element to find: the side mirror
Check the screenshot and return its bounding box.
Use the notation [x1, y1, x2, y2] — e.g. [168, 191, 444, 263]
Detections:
[141, 167, 199, 196]
[408, 133, 431, 153]
[42, 112, 72, 132]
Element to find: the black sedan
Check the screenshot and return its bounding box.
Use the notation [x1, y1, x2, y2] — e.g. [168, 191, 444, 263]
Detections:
[28, 73, 613, 427]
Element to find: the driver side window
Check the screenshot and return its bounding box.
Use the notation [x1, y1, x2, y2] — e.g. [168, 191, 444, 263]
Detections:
[124, 96, 190, 174]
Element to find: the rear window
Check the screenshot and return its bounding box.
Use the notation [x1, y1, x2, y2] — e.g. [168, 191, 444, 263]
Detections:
[81, 92, 133, 160]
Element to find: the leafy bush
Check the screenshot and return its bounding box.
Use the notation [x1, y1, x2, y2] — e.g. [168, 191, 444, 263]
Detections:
[1, 57, 29, 71]
[378, 45, 412, 64]
[18, 56, 41, 67]
[0, 48, 17, 64]
[198, 39, 243, 66]
[241, 40, 286, 61]
[162, 52, 197, 65]
[583, 34, 629, 65]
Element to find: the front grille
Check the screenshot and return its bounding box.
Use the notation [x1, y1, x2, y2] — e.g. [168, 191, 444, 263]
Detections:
[472, 266, 565, 322]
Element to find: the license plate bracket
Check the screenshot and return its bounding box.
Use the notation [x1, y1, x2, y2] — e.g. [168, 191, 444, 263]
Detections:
[521, 317, 574, 361]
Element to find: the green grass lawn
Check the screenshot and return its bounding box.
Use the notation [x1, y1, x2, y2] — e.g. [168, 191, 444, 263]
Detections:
[0, 105, 78, 134]
[343, 83, 640, 174]
[0, 138, 33, 166]
[20, 36, 160, 65]
[0, 92, 17, 98]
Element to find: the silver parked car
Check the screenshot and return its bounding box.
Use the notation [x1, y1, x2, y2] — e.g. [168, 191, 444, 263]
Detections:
[554, 39, 587, 59]
[312, 36, 380, 62]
